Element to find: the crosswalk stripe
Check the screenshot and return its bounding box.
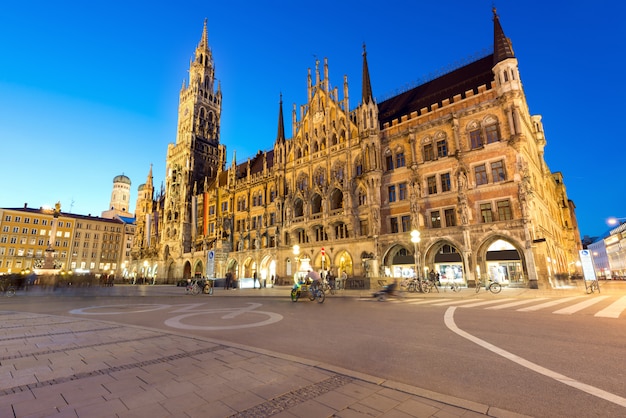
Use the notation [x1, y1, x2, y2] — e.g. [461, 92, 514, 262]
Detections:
[594, 296, 626, 318]
[517, 296, 584, 312]
[486, 298, 549, 310]
[433, 299, 484, 306]
[407, 298, 452, 305]
[553, 296, 610, 315]
[458, 298, 514, 308]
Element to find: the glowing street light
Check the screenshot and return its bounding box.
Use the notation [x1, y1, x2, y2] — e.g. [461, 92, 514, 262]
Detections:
[607, 217, 626, 226]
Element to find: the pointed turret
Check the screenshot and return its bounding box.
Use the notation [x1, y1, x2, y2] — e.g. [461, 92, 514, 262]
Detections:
[276, 94, 286, 145]
[492, 8, 522, 96]
[493, 8, 515, 65]
[361, 44, 374, 105]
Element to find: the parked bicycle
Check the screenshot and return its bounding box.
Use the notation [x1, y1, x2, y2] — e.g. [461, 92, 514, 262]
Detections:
[185, 278, 213, 295]
[400, 278, 420, 293]
[419, 277, 439, 293]
[0, 278, 16, 297]
[475, 277, 501, 294]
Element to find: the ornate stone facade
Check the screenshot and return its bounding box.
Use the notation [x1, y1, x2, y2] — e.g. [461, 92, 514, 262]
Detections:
[130, 10, 581, 289]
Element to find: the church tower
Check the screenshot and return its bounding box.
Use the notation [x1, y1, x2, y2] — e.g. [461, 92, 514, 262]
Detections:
[163, 20, 226, 257]
[101, 174, 132, 219]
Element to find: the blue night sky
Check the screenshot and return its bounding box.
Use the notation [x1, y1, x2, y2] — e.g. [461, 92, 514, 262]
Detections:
[1, 1, 624, 238]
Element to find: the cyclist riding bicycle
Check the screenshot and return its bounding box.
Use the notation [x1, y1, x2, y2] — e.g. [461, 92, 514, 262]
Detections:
[305, 270, 322, 289]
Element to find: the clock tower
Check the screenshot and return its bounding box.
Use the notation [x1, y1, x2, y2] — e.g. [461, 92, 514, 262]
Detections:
[163, 19, 225, 258]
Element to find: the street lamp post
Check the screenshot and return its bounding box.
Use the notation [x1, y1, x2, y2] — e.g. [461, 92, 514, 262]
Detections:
[410, 230, 421, 280]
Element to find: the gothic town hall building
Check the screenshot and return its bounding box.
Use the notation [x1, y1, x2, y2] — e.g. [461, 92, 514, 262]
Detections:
[129, 10, 581, 289]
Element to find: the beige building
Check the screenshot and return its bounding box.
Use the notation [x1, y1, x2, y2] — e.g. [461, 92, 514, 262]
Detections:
[0, 204, 126, 279]
[130, 10, 581, 289]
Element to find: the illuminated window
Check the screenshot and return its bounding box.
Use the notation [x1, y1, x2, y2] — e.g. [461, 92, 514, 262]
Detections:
[480, 203, 493, 223]
[497, 200, 512, 220]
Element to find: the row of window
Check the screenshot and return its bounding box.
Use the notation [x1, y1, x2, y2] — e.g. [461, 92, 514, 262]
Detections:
[388, 199, 513, 232]
[383, 122, 502, 171]
[2, 216, 122, 232]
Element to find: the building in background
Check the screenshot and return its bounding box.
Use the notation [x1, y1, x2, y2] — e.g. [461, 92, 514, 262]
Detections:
[101, 174, 133, 219]
[129, 9, 581, 289]
[0, 204, 125, 278]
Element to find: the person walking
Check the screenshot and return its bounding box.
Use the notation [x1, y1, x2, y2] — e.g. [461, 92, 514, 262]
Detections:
[224, 271, 232, 290]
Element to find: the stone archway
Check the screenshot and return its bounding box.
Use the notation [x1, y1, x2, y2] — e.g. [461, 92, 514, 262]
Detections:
[183, 261, 192, 281]
[424, 240, 466, 286]
[166, 261, 176, 284]
[193, 260, 204, 278]
[333, 250, 353, 277]
[381, 243, 415, 278]
[476, 235, 526, 287]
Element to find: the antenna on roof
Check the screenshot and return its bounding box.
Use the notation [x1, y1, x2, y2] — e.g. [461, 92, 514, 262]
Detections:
[69, 199, 75, 213]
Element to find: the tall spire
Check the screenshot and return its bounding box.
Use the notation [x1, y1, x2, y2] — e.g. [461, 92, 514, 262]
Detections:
[493, 7, 515, 64]
[146, 163, 153, 188]
[361, 43, 374, 104]
[199, 18, 209, 50]
[276, 93, 285, 144]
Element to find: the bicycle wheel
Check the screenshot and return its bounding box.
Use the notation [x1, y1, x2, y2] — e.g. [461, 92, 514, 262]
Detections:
[191, 284, 200, 295]
[408, 282, 416, 293]
[203, 284, 212, 294]
[308, 289, 316, 301]
[315, 289, 325, 303]
[5, 286, 15, 297]
[489, 283, 502, 294]
[422, 283, 431, 293]
[290, 289, 299, 302]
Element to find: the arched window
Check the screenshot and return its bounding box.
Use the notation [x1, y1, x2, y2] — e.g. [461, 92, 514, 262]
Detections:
[294, 199, 304, 217]
[311, 194, 322, 214]
[314, 168, 326, 187]
[297, 174, 308, 191]
[483, 116, 501, 144]
[467, 121, 483, 149]
[330, 189, 343, 210]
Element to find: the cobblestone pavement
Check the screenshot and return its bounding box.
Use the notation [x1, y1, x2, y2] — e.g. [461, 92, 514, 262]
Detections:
[0, 300, 532, 418]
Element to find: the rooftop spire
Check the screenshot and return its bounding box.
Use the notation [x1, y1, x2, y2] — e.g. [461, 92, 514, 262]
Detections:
[361, 43, 374, 104]
[493, 7, 515, 64]
[199, 18, 208, 49]
[276, 93, 286, 144]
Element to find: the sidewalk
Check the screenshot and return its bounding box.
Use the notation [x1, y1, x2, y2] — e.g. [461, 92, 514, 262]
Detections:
[0, 288, 533, 417]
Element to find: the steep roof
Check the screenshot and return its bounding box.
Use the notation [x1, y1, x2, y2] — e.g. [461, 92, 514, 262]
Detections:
[377, 54, 494, 126]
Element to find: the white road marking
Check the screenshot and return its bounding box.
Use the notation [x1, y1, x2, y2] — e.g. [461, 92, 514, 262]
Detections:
[553, 296, 610, 315]
[516, 296, 584, 312]
[433, 299, 485, 306]
[407, 298, 453, 305]
[458, 298, 514, 308]
[444, 307, 626, 408]
[595, 296, 626, 318]
[486, 298, 549, 310]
